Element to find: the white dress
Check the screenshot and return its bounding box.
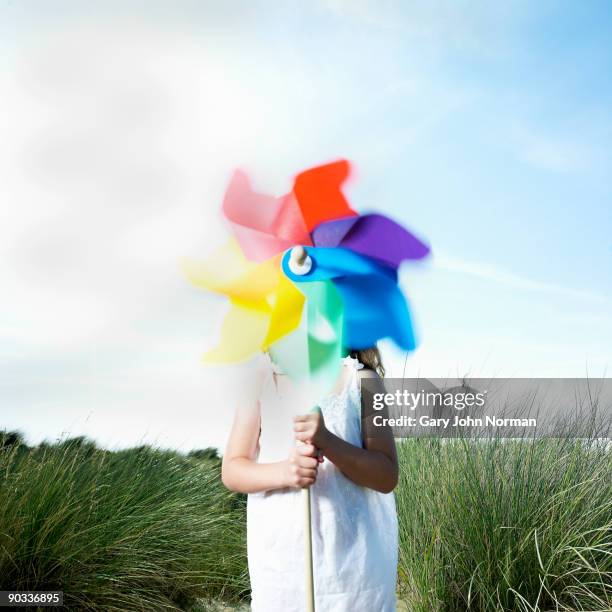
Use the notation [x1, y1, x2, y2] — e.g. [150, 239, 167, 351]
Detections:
[247, 355, 398, 612]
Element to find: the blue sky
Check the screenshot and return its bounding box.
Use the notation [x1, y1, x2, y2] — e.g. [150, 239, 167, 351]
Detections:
[0, 1, 610, 450]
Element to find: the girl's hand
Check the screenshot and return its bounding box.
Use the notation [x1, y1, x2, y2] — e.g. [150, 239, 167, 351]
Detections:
[293, 410, 330, 450]
[283, 443, 319, 488]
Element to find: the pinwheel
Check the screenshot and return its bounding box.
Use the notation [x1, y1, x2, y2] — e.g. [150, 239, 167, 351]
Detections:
[182, 159, 430, 396]
[183, 159, 429, 612]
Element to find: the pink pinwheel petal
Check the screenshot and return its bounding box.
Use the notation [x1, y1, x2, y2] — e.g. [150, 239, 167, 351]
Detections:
[223, 170, 311, 262]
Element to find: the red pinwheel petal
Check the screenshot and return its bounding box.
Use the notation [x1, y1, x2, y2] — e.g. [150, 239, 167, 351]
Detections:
[293, 160, 357, 231]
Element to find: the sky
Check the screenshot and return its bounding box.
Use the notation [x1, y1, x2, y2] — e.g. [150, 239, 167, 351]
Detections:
[1, 1, 611, 451]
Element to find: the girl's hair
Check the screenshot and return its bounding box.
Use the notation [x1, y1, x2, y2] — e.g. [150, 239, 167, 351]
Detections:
[349, 347, 385, 377]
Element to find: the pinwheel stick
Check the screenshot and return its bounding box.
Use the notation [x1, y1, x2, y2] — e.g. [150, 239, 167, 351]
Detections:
[304, 485, 315, 612]
[292, 246, 315, 612]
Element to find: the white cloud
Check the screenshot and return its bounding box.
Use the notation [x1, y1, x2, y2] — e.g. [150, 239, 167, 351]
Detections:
[316, 0, 525, 52]
[513, 127, 594, 173]
[0, 12, 419, 448]
[433, 252, 609, 304]
[505, 112, 612, 176]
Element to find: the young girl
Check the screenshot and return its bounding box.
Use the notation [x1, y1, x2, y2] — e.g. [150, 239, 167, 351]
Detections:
[222, 347, 399, 612]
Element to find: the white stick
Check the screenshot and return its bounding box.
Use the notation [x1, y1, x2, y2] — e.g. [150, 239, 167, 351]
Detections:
[303, 486, 315, 612]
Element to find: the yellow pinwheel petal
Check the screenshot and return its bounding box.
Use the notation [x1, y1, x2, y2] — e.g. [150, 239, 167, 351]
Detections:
[262, 273, 305, 349]
[181, 240, 280, 302]
[202, 298, 271, 363]
[183, 240, 304, 362]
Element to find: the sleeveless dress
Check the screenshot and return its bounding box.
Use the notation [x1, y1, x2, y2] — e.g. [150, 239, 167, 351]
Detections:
[247, 355, 398, 612]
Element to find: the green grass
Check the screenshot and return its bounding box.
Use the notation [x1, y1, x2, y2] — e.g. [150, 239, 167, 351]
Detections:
[396, 437, 611, 611]
[0, 431, 610, 611]
[0, 435, 248, 611]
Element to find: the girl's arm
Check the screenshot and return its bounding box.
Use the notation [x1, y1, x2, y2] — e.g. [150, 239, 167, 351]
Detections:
[221, 399, 320, 494]
[293, 369, 399, 494]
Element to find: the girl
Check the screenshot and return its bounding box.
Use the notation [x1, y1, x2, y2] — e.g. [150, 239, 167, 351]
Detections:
[222, 348, 399, 612]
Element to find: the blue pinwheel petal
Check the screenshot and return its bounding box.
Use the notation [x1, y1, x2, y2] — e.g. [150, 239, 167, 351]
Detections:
[282, 246, 416, 351]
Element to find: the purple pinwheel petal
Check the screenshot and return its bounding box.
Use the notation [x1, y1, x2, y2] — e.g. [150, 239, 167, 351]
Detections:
[342, 214, 430, 267]
[312, 216, 359, 247]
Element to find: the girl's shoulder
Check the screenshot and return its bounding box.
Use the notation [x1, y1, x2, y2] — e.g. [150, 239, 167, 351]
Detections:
[358, 367, 381, 380]
[356, 367, 384, 397]
[342, 355, 364, 371]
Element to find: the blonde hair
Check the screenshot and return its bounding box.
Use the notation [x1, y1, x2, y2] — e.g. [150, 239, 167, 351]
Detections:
[349, 347, 385, 377]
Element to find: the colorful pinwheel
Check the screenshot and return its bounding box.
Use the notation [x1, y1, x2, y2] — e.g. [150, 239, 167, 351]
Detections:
[182, 159, 430, 391]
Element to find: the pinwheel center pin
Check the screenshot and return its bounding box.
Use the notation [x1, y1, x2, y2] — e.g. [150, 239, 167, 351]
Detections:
[288, 246, 313, 276]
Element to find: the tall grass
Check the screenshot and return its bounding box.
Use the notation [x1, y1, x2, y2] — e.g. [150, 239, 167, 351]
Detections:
[1, 431, 610, 610]
[0, 437, 248, 611]
[396, 437, 611, 611]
